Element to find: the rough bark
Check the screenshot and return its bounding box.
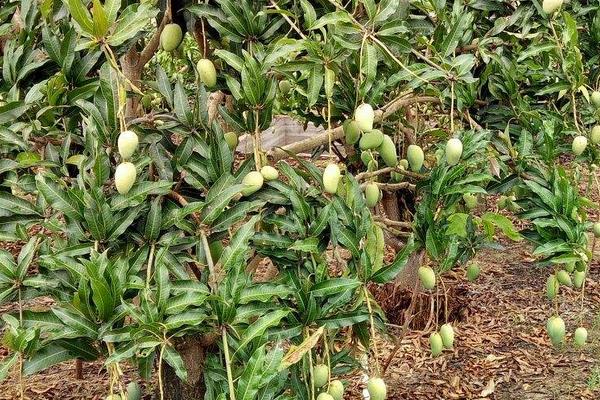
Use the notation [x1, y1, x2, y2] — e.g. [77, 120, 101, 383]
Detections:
[161, 335, 216, 400]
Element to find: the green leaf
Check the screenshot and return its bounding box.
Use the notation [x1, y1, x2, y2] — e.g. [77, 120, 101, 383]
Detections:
[23, 345, 74, 376]
[144, 197, 162, 241]
[92, 0, 109, 37]
[306, 64, 323, 107]
[0, 192, 39, 216]
[235, 309, 289, 354]
[446, 213, 469, 238]
[239, 284, 293, 304]
[0, 353, 18, 381]
[481, 213, 522, 241]
[67, 0, 95, 35]
[162, 346, 187, 381]
[108, 3, 157, 46]
[200, 184, 245, 225]
[310, 11, 351, 30]
[214, 49, 244, 72]
[371, 236, 417, 283]
[35, 175, 83, 220]
[310, 278, 361, 297]
[111, 181, 173, 210]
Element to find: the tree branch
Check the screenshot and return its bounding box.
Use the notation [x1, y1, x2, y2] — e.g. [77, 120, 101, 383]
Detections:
[268, 96, 441, 161]
[138, 2, 172, 68]
[355, 166, 426, 181]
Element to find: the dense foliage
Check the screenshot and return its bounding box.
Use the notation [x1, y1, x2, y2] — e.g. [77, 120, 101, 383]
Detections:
[0, 0, 599, 399]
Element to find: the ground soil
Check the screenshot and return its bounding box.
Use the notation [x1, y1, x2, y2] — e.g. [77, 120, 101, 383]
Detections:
[1, 191, 600, 400]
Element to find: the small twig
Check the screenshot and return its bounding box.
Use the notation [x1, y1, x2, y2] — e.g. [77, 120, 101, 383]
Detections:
[361, 181, 416, 191]
[270, 0, 307, 39]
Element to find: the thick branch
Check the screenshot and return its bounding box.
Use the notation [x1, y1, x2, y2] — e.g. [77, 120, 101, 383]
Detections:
[355, 166, 426, 181]
[139, 4, 172, 68]
[268, 96, 440, 161]
[373, 216, 412, 229]
[362, 182, 416, 191]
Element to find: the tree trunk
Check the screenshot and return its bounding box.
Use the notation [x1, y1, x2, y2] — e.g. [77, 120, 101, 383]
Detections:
[160, 335, 216, 400]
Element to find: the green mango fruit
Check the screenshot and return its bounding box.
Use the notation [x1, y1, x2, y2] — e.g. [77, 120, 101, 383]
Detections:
[365, 183, 380, 208]
[160, 24, 183, 51]
[556, 270, 572, 287]
[546, 274, 559, 300]
[343, 119, 361, 145]
[592, 91, 600, 108]
[463, 193, 478, 209]
[445, 138, 463, 166]
[429, 332, 443, 357]
[224, 132, 238, 150]
[197, 59, 217, 88]
[542, 0, 562, 14]
[359, 129, 384, 150]
[466, 263, 480, 282]
[279, 79, 292, 95]
[361, 151, 374, 166]
[574, 327, 588, 346]
[328, 379, 344, 400]
[313, 364, 329, 388]
[573, 270, 585, 289]
[241, 171, 264, 196]
[260, 165, 279, 181]
[126, 382, 141, 400]
[418, 266, 436, 290]
[440, 323, 455, 349]
[354, 103, 374, 131]
[399, 159, 409, 169]
[591, 126, 600, 144]
[317, 394, 334, 400]
[366, 377, 387, 400]
[378, 135, 398, 167]
[593, 222, 600, 238]
[323, 163, 341, 194]
[118, 130, 139, 160]
[572, 135, 588, 156]
[546, 316, 565, 346]
[406, 145, 424, 172]
[115, 162, 137, 195]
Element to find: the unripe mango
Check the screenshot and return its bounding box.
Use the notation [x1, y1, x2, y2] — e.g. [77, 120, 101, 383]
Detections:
[126, 381, 141, 400]
[160, 24, 183, 52]
[118, 130, 138, 160]
[279, 79, 292, 95]
[115, 162, 137, 195]
[564, 262, 575, 273]
[573, 270, 586, 288]
[572, 135, 588, 156]
[317, 394, 334, 400]
[542, 0, 562, 14]
[445, 138, 463, 166]
[359, 129, 384, 150]
[313, 364, 329, 388]
[197, 59, 217, 88]
[467, 263, 480, 282]
[406, 145, 424, 172]
[361, 151, 374, 166]
[574, 327, 588, 346]
[556, 269, 572, 287]
[463, 193, 478, 209]
[546, 274, 559, 300]
[366, 377, 386, 400]
[354, 103, 374, 131]
[592, 91, 600, 108]
[429, 332, 443, 357]
[260, 165, 279, 181]
[224, 132, 238, 150]
[241, 171, 264, 196]
[378, 135, 398, 167]
[591, 126, 600, 144]
[399, 159, 409, 169]
[546, 316, 565, 345]
[323, 163, 341, 194]
[328, 379, 344, 400]
[593, 222, 600, 238]
[365, 183, 380, 208]
[440, 323, 455, 348]
[343, 119, 361, 145]
[418, 266, 436, 290]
